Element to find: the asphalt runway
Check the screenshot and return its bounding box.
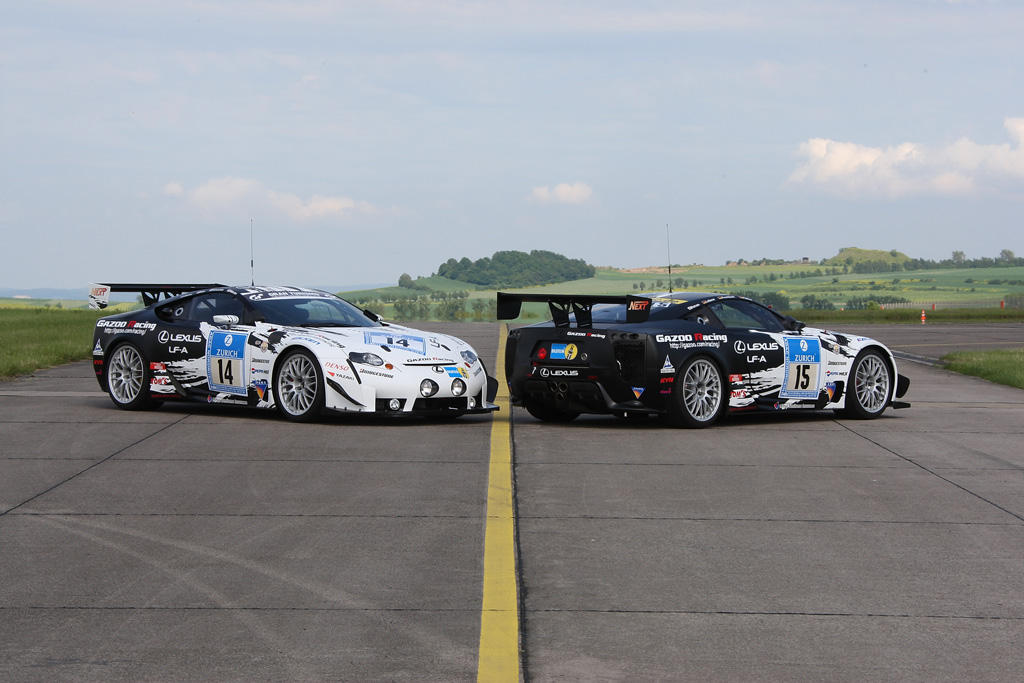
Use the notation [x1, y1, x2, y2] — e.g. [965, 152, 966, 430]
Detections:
[2, 322, 1023, 681]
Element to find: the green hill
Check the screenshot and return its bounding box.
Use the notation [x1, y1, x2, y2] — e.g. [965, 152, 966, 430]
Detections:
[822, 247, 911, 266]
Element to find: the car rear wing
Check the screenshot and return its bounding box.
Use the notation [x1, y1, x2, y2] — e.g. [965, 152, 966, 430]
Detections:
[88, 283, 225, 309]
[496, 292, 652, 329]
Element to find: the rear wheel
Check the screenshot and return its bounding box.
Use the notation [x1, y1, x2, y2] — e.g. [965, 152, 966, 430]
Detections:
[668, 356, 725, 428]
[525, 400, 580, 423]
[106, 343, 157, 410]
[274, 349, 325, 422]
[838, 349, 892, 419]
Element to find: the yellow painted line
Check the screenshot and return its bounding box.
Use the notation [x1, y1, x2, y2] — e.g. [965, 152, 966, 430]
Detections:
[477, 323, 521, 682]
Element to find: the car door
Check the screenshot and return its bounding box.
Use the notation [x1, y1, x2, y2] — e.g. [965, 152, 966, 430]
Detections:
[704, 299, 821, 404]
[189, 292, 252, 399]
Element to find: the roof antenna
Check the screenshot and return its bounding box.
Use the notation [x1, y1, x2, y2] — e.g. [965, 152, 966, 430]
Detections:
[250, 218, 255, 286]
[666, 223, 672, 294]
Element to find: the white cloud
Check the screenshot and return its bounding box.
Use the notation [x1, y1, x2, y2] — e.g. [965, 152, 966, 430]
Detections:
[530, 181, 594, 205]
[789, 118, 1024, 198]
[166, 176, 374, 221]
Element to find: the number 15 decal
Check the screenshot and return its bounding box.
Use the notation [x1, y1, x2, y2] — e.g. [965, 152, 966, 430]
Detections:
[780, 337, 821, 399]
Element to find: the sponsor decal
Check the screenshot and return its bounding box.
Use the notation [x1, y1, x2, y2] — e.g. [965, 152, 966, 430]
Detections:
[550, 343, 578, 361]
[660, 389, 673, 394]
[207, 330, 248, 396]
[325, 361, 351, 372]
[250, 368, 269, 375]
[151, 377, 170, 386]
[538, 367, 579, 378]
[632, 387, 645, 398]
[656, 334, 692, 343]
[158, 330, 203, 344]
[660, 356, 675, 374]
[445, 366, 469, 379]
[734, 340, 779, 354]
[566, 331, 606, 339]
[780, 337, 822, 399]
[694, 332, 727, 342]
[729, 374, 744, 384]
[660, 377, 674, 384]
[359, 369, 395, 379]
[252, 379, 269, 401]
[93, 341, 103, 354]
[628, 300, 649, 312]
[731, 389, 748, 399]
[150, 362, 167, 371]
[363, 331, 427, 356]
[825, 381, 837, 401]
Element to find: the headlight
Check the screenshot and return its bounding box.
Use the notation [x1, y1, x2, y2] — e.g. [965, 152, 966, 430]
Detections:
[420, 379, 439, 397]
[349, 352, 384, 366]
[461, 350, 478, 364]
[451, 378, 466, 396]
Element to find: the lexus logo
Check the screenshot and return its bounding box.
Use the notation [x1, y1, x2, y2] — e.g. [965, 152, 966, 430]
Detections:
[158, 330, 169, 343]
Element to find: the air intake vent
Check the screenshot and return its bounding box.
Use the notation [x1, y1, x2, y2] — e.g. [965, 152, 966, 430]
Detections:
[613, 340, 646, 385]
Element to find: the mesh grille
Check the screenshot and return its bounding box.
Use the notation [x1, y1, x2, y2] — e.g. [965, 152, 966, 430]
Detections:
[613, 340, 646, 385]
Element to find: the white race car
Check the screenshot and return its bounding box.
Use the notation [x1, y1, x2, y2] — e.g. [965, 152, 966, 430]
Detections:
[90, 284, 498, 421]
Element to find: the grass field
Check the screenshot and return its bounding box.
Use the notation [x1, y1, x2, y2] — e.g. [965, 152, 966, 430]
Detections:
[943, 349, 1024, 391]
[0, 304, 136, 378]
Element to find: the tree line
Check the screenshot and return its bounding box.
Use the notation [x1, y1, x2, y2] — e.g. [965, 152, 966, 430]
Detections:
[435, 250, 595, 288]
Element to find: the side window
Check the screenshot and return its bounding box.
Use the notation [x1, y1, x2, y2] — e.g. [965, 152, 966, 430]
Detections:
[707, 300, 783, 331]
[189, 293, 244, 324]
[157, 298, 193, 323]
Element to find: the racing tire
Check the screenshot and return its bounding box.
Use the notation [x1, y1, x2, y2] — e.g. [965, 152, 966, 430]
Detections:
[524, 401, 580, 423]
[668, 356, 725, 428]
[105, 342, 157, 411]
[837, 349, 892, 420]
[273, 349, 325, 422]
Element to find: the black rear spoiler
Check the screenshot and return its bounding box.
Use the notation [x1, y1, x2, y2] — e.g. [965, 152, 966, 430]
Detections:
[88, 282, 225, 309]
[496, 292, 652, 328]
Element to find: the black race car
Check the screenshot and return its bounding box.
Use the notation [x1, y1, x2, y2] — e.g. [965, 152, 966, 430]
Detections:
[498, 291, 910, 428]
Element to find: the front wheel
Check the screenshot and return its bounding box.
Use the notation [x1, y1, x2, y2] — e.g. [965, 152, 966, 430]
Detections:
[838, 349, 892, 419]
[273, 349, 325, 422]
[668, 356, 725, 428]
[106, 342, 157, 410]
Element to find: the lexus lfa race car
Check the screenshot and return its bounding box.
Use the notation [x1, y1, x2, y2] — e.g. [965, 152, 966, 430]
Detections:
[90, 284, 498, 421]
[498, 292, 910, 428]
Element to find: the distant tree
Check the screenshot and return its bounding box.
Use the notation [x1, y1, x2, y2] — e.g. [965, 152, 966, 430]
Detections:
[398, 273, 414, 288]
[999, 248, 1016, 263]
[952, 250, 965, 266]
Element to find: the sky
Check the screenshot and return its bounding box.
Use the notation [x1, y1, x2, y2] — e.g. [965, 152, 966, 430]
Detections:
[2, 0, 1023, 290]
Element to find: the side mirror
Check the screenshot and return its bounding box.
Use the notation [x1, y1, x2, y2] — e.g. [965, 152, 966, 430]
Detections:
[783, 315, 805, 332]
[213, 314, 240, 325]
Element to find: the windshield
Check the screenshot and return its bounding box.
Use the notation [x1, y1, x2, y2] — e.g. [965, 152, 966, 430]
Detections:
[250, 295, 381, 328]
